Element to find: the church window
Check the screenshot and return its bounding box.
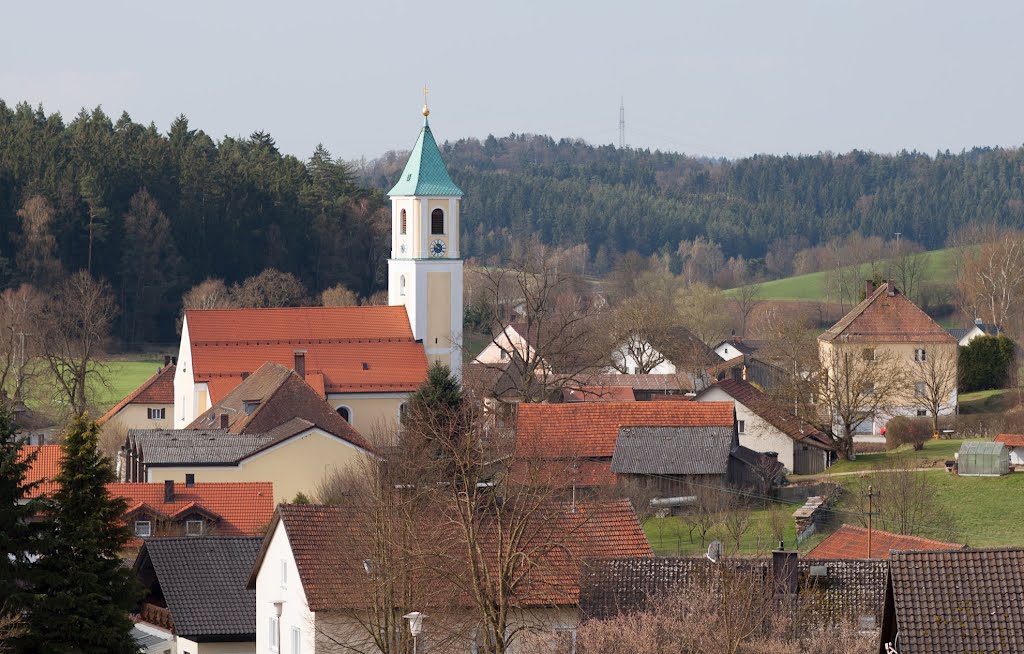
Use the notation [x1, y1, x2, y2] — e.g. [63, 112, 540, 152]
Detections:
[337, 406, 352, 422]
[400, 209, 407, 235]
[431, 208, 445, 235]
[400, 275, 406, 296]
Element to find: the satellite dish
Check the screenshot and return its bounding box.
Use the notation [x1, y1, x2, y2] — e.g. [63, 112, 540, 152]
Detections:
[706, 540, 722, 564]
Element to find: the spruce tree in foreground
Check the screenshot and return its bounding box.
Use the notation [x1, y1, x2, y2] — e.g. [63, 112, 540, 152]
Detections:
[0, 405, 41, 632]
[27, 417, 140, 654]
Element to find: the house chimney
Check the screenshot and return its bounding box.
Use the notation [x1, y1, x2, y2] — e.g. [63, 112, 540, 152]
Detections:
[772, 544, 799, 596]
[864, 280, 876, 297]
[172, 356, 178, 365]
[164, 480, 175, 503]
[887, 280, 896, 296]
[294, 351, 306, 378]
[164, 355, 171, 367]
[220, 414, 229, 429]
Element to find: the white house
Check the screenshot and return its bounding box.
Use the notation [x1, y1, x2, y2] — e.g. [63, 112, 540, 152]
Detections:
[995, 434, 1024, 467]
[250, 501, 652, 654]
[474, 322, 541, 367]
[607, 336, 677, 375]
[695, 379, 834, 475]
[948, 319, 1000, 347]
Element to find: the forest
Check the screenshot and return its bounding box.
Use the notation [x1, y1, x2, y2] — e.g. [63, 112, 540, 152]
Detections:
[4, 100, 1024, 345]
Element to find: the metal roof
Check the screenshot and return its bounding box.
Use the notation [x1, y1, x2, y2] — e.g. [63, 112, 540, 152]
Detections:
[387, 119, 464, 197]
[610, 425, 734, 476]
[128, 429, 275, 465]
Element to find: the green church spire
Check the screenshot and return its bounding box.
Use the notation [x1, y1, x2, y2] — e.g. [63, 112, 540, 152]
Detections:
[388, 107, 464, 197]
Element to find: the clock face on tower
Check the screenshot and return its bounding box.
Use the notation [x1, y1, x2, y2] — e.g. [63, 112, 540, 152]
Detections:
[430, 239, 447, 257]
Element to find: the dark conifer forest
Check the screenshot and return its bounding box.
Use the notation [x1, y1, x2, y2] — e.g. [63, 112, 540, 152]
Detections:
[3, 101, 1024, 344]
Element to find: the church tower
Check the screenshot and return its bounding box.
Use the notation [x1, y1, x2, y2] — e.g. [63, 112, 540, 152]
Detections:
[388, 99, 464, 381]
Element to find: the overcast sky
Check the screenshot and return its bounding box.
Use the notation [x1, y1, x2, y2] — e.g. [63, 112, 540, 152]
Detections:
[3, 1, 1023, 162]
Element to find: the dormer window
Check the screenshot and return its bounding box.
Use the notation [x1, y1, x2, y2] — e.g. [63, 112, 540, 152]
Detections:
[135, 520, 152, 538]
[185, 520, 204, 536]
[431, 208, 445, 235]
[243, 400, 260, 415]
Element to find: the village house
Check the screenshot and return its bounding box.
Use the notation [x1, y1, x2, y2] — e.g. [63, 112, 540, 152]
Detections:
[947, 317, 1001, 346]
[818, 280, 958, 435]
[994, 433, 1024, 466]
[514, 401, 780, 495]
[248, 500, 651, 654]
[695, 378, 834, 475]
[879, 548, 1024, 653]
[125, 362, 373, 503]
[98, 357, 176, 433]
[133, 537, 261, 654]
[805, 524, 964, 560]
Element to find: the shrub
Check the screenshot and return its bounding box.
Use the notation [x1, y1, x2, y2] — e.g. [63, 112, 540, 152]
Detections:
[885, 416, 932, 451]
[959, 334, 1016, 392]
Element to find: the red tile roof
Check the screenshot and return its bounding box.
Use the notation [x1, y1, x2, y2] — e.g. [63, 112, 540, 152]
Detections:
[259, 499, 651, 612]
[516, 401, 735, 459]
[805, 524, 964, 560]
[110, 482, 274, 547]
[184, 306, 428, 400]
[995, 433, 1024, 447]
[97, 364, 175, 425]
[18, 444, 63, 498]
[819, 282, 956, 344]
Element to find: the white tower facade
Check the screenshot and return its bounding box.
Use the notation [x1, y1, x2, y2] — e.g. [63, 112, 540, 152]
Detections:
[387, 107, 464, 381]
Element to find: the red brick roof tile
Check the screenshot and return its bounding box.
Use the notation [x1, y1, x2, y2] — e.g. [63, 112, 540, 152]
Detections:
[516, 401, 735, 459]
[98, 364, 175, 425]
[562, 386, 636, 402]
[995, 433, 1024, 447]
[18, 444, 63, 498]
[806, 523, 964, 560]
[184, 306, 428, 399]
[819, 282, 956, 344]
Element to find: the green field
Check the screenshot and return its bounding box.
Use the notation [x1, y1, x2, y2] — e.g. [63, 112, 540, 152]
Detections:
[728, 247, 958, 302]
[93, 358, 165, 413]
[811, 438, 977, 476]
[959, 388, 1015, 414]
[645, 506, 798, 556]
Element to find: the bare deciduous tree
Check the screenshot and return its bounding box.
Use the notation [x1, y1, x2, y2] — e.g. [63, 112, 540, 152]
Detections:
[957, 229, 1024, 334]
[16, 195, 61, 285]
[911, 347, 958, 438]
[847, 464, 956, 539]
[232, 268, 309, 308]
[0, 285, 43, 405]
[39, 272, 117, 419]
[321, 283, 360, 307]
[889, 243, 927, 304]
[606, 293, 679, 374]
[731, 280, 763, 339]
[676, 282, 729, 349]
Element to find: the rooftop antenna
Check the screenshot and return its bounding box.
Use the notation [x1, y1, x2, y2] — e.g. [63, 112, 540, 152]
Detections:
[618, 96, 626, 149]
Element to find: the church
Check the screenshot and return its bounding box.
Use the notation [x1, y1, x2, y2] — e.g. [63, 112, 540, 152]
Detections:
[170, 103, 463, 435]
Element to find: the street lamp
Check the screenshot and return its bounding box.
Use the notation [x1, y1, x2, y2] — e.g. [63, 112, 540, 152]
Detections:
[403, 611, 425, 654]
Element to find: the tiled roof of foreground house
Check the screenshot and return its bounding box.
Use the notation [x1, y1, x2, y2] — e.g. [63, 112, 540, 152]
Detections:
[806, 524, 965, 560]
[249, 499, 652, 612]
[884, 548, 1024, 653]
[516, 401, 735, 459]
[995, 433, 1024, 447]
[699, 379, 834, 450]
[819, 281, 956, 344]
[184, 306, 428, 401]
[98, 363, 176, 425]
[186, 361, 370, 451]
[135, 537, 261, 641]
[580, 556, 888, 625]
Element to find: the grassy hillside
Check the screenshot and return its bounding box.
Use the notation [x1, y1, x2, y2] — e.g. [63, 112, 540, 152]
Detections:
[732, 248, 957, 302]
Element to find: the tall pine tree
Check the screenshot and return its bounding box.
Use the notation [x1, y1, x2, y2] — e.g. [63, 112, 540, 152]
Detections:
[27, 417, 140, 653]
[0, 405, 41, 621]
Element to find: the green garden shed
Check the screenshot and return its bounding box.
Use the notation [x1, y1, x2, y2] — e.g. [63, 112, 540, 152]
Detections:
[958, 441, 1010, 476]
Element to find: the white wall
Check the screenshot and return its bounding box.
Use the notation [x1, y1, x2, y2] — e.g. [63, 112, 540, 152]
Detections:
[176, 637, 255, 654]
[256, 520, 317, 654]
[696, 387, 797, 472]
[474, 328, 534, 365]
[715, 343, 741, 361]
[608, 339, 676, 375]
[174, 317, 196, 429]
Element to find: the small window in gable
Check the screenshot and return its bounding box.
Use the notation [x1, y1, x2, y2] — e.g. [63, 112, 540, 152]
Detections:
[185, 520, 204, 536]
[147, 407, 165, 420]
[337, 406, 351, 422]
[737, 420, 746, 434]
[135, 520, 152, 538]
[431, 208, 444, 235]
[280, 558, 288, 589]
[291, 626, 301, 654]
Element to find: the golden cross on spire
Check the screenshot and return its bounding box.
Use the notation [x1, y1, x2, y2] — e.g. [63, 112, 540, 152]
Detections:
[422, 83, 430, 117]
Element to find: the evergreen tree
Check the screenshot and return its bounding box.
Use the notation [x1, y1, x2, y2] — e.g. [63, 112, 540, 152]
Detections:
[27, 418, 140, 654]
[0, 405, 41, 619]
[401, 363, 467, 481]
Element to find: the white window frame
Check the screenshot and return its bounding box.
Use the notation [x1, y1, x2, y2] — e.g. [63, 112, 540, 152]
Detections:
[134, 520, 152, 538]
[280, 559, 288, 590]
[291, 626, 301, 654]
[737, 420, 745, 434]
[147, 407, 165, 420]
[269, 616, 280, 652]
[185, 520, 204, 536]
[336, 405, 353, 423]
[915, 348, 927, 362]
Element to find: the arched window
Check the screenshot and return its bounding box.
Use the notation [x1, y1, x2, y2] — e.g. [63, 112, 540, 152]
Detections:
[400, 209, 407, 235]
[399, 275, 406, 296]
[431, 208, 444, 235]
[336, 406, 352, 422]
[399, 402, 409, 421]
